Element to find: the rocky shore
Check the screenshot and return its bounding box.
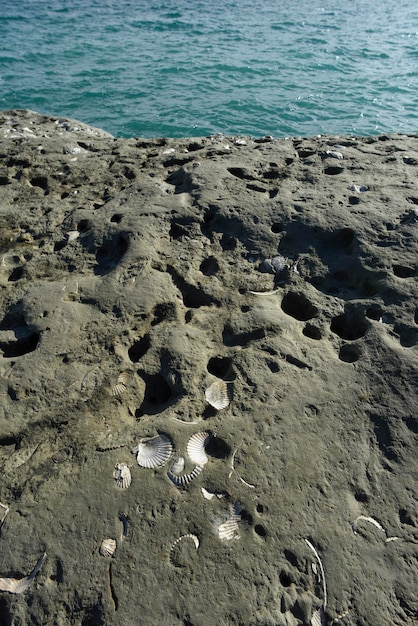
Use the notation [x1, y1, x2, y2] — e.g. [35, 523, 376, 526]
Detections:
[0, 110, 417, 626]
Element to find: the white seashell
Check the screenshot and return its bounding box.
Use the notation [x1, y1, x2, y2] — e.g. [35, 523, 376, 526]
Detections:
[187, 432, 211, 466]
[214, 501, 242, 542]
[205, 380, 232, 410]
[100, 538, 116, 557]
[325, 150, 343, 159]
[0, 553, 46, 594]
[201, 487, 225, 500]
[132, 434, 173, 468]
[169, 533, 199, 567]
[169, 456, 185, 475]
[113, 463, 132, 489]
[217, 518, 240, 541]
[110, 372, 129, 397]
[167, 465, 203, 489]
[65, 230, 80, 242]
[311, 607, 326, 626]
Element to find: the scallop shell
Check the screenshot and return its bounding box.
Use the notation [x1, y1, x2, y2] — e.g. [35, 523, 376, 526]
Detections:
[214, 501, 242, 542]
[0, 553, 46, 594]
[205, 380, 232, 410]
[110, 372, 128, 397]
[133, 434, 173, 468]
[99, 538, 116, 557]
[167, 465, 203, 489]
[187, 432, 211, 466]
[169, 533, 199, 567]
[113, 463, 132, 489]
[169, 456, 185, 475]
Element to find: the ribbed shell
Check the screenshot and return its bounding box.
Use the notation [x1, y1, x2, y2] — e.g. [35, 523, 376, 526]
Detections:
[99, 538, 116, 557]
[0, 553, 46, 594]
[187, 432, 211, 466]
[113, 463, 132, 489]
[311, 608, 326, 626]
[111, 372, 128, 397]
[215, 501, 243, 541]
[167, 465, 203, 489]
[133, 434, 173, 468]
[169, 533, 200, 567]
[205, 380, 232, 410]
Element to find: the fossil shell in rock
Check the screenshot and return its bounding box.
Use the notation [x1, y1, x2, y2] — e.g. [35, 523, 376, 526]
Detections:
[100, 538, 116, 557]
[167, 465, 203, 489]
[205, 380, 232, 410]
[169, 533, 199, 567]
[187, 432, 211, 466]
[132, 434, 173, 468]
[113, 463, 132, 489]
[110, 372, 128, 397]
[214, 501, 243, 542]
[169, 456, 185, 475]
[0, 553, 46, 594]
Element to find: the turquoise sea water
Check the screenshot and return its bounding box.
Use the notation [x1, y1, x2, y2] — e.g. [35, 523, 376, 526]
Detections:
[1, 0, 418, 138]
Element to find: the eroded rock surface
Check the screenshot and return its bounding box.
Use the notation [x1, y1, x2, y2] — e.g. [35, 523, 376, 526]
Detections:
[0, 110, 417, 625]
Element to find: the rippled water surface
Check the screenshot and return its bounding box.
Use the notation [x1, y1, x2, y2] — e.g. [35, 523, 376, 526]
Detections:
[1, 0, 417, 137]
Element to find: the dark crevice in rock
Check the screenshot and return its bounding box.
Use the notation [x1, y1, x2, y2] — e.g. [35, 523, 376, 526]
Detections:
[136, 372, 175, 416]
[128, 334, 151, 362]
[338, 344, 361, 363]
[166, 265, 220, 308]
[95, 233, 129, 275]
[330, 309, 369, 340]
[281, 291, 318, 321]
[222, 325, 265, 347]
[0, 331, 40, 357]
[207, 356, 234, 379]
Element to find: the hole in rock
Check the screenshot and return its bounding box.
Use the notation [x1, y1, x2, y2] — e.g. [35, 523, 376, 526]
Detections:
[0, 176, 10, 185]
[415, 309, 418, 325]
[136, 372, 174, 416]
[110, 214, 123, 223]
[8, 267, 23, 282]
[302, 323, 322, 340]
[205, 435, 231, 459]
[207, 356, 234, 379]
[338, 344, 361, 363]
[399, 509, 414, 526]
[77, 219, 91, 233]
[128, 334, 151, 362]
[348, 195, 360, 205]
[366, 306, 384, 321]
[95, 234, 128, 275]
[281, 291, 318, 321]
[330, 310, 369, 340]
[54, 240, 67, 252]
[267, 360, 280, 373]
[271, 222, 283, 233]
[394, 323, 417, 348]
[220, 235, 237, 251]
[354, 490, 369, 503]
[167, 266, 220, 308]
[393, 265, 416, 278]
[169, 221, 189, 240]
[151, 302, 177, 326]
[324, 166, 344, 175]
[279, 571, 293, 587]
[256, 504, 265, 513]
[30, 175, 48, 191]
[200, 256, 219, 276]
[283, 549, 299, 567]
[254, 524, 267, 537]
[0, 332, 40, 357]
[222, 325, 265, 347]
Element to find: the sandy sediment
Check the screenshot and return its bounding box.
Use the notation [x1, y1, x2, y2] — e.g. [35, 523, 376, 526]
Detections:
[0, 109, 417, 625]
